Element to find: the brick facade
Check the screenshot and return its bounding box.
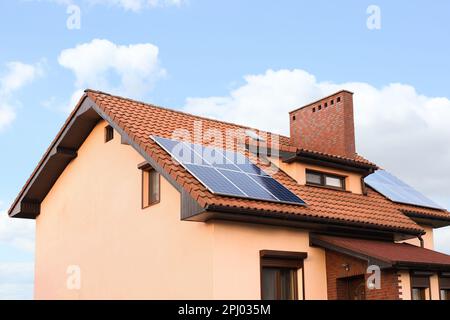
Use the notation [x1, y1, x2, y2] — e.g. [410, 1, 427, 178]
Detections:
[289, 90, 356, 158]
[325, 250, 401, 300]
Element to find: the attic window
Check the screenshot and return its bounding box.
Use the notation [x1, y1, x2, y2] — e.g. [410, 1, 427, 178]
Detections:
[306, 170, 346, 190]
[292, 115, 296, 121]
[337, 97, 341, 103]
[105, 125, 114, 143]
[331, 100, 334, 105]
[141, 165, 160, 208]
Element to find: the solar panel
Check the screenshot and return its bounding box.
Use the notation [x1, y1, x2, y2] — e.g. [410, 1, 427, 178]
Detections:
[152, 136, 306, 205]
[218, 169, 277, 201]
[365, 170, 443, 210]
[185, 164, 245, 197]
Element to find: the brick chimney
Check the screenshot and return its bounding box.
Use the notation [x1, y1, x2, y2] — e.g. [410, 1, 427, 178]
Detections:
[289, 90, 356, 158]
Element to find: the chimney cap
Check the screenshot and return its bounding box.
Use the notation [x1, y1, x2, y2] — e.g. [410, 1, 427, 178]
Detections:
[289, 90, 354, 114]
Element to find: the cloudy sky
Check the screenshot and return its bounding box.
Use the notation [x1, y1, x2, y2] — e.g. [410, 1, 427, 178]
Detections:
[0, 0, 449, 299]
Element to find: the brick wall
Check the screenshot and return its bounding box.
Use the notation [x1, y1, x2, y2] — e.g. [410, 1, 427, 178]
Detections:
[289, 90, 356, 158]
[325, 250, 401, 300]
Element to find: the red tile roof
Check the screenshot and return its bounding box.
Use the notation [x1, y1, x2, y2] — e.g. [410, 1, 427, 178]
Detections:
[398, 204, 450, 221]
[83, 89, 450, 233]
[313, 235, 450, 267]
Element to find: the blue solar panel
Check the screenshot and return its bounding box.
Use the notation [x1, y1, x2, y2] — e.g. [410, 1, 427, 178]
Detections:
[249, 175, 304, 204]
[235, 163, 268, 176]
[152, 136, 306, 205]
[218, 169, 277, 201]
[365, 170, 443, 210]
[185, 164, 245, 197]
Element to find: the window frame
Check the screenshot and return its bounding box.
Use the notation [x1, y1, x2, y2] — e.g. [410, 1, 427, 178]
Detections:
[439, 273, 450, 300]
[410, 272, 432, 300]
[305, 169, 346, 191]
[105, 125, 114, 143]
[259, 250, 307, 300]
[140, 164, 161, 209]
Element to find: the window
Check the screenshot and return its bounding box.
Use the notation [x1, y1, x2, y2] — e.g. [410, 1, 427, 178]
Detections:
[440, 275, 450, 300]
[412, 288, 427, 300]
[141, 165, 160, 208]
[306, 170, 346, 190]
[260, 250, 307, 300]
[410, 273, 431, 300]
[440, 289, 450, 300]
[105, 125, 114, 142]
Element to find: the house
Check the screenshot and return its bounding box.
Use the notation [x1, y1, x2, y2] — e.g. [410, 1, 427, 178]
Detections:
[8, 89, 450, 300]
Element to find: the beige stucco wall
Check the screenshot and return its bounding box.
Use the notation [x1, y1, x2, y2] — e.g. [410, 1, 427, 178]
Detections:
[271, 157, 363, 194]
[210, 221, 328, 300]
[401, 226, 434, 250]
[36, 120, 328, 300]
[36, 121, 214, 299]
[398, 270, 411, 300]
[430, 274, 440, 300]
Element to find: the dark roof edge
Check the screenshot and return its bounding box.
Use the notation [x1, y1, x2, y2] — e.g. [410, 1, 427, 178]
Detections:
[201, 204, 423, 239]
[402, 211, 450, 228]
[8, 94, 92, 217]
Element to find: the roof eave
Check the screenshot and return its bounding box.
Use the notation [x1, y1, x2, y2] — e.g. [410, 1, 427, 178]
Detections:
[8, 94, 98, 218]
[192, 204, 423, 241]
[402, 211, 450, 228]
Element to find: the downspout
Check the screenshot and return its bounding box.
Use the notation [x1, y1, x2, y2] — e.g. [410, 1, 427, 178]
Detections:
[418, 235, 424, 248]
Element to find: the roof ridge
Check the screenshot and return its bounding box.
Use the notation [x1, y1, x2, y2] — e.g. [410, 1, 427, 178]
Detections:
[85, 89, 291, 142]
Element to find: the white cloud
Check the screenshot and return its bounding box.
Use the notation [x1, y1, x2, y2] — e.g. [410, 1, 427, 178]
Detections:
[0, 262, 34, 300]
[57, 39, 166, 110]
[184, 69, 450, 251]
[0, 62, 43, 130]
[0, 210, 35, 253]
[0, 203, 35, 300]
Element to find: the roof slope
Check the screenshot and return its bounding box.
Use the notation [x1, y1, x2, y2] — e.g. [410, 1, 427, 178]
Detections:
[85, 90, 433, 233]
[313, 235, 450, 268]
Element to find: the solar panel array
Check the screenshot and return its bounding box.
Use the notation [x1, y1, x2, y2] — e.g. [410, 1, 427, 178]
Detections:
[152, 136, 306, 205]
[365, 170, 443, 210]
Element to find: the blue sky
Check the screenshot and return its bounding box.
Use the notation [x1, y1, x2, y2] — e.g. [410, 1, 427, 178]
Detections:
[0, 0, 449, 299]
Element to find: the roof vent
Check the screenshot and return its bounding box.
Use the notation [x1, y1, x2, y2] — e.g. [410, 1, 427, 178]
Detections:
[245, 129, 265, 142]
